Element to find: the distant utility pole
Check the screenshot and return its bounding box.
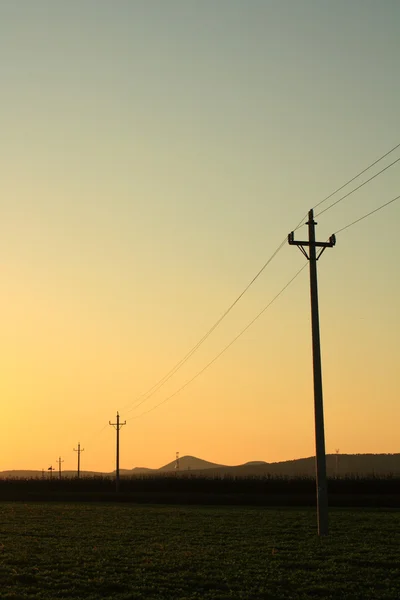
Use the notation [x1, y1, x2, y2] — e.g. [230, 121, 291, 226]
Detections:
[73, 443, 84, 478]
[175, 451, 180, 475]
[48, 466, 54, 480]
[288, 208, 336, 536]
[109, 412, 126, 493]
[56, 457, 64, 480]
[335, 449, 340, 477]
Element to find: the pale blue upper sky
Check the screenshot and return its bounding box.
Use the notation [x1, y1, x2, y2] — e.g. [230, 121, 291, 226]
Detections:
[1, 1, 399, 470]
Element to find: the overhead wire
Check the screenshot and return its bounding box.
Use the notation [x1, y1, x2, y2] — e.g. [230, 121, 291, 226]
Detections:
[127, 263, 307, 422]
[120, 141, 400, 417]
[127, 191, 400, 423]
[334, 193, 400, 235]
[315, 156, 400, 218]
[120, 236, 288, 415]
[313, 141, 400, 211]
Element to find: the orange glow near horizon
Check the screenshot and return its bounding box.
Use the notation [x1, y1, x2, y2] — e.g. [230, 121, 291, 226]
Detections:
[1, 1, 399, 473]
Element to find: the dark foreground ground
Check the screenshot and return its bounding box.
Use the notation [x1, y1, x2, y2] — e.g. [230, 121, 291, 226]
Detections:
[1, 475, 400, 507]
[0, 503, 399, 599]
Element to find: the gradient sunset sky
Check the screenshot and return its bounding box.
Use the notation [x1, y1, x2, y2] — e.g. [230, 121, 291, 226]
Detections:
[1, 1, 399, 473]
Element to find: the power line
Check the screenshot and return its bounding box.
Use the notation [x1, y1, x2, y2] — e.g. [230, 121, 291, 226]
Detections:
[335, 193, 400, 235]
[121, 237, 288, 415]
[315, 156, 400, 218]
[127, 263, 307, 422]
[120, 145, 400, 416]
[125, 191, 400, 424]
[83, 146, 400, 445]
[313, 141, 400, 211]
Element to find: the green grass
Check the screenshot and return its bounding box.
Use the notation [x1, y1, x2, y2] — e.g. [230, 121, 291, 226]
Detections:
[0, 503, 399, 599]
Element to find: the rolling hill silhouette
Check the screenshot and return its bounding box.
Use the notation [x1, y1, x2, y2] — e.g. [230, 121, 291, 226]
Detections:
[159, 455, 222, 472]
[2, 454, 400, 479]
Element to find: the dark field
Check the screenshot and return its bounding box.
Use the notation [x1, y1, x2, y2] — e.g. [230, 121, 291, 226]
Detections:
[1, 503, 400, 599]
[1, 475, 400, 507]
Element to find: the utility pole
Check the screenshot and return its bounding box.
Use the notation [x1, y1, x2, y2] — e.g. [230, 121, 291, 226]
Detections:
[175, 451, 180, 475]
[56, 457, 64, 480]
[48, 466, 54, 480]
[109, 412, 126, 493]
[288, 208, 336, 536]
[73, 443, 84, 478]
[335, 449, 340, 477]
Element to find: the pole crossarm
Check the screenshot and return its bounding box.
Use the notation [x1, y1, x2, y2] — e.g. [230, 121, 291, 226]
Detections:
[288, 231, 336, 260]
[109, 418, 126, 430]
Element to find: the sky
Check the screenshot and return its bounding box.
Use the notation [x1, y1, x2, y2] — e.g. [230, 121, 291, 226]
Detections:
[1, 0, 399, 473]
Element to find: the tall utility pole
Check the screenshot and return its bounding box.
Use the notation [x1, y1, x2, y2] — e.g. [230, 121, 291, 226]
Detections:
[56, 457, 64, 480]
[109, 412, 126, 493]
[73, 443, 84, 478]
[288, 208, 336, 536]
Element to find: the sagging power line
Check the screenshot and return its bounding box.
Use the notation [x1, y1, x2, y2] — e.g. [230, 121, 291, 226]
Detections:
[125, 190, 399, 424]
[127, 263, 307, 422]
[86, 142, 400, 458]
[119, 141, 400, 419]
[313, 141, 400, 212]
[334, 193, 400, 234]
[120, 239, 287, 416]
[315, 156, 400, 218]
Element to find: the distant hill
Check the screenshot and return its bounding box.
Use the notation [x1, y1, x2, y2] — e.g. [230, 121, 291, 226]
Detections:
[180, 454, 400, 478]
[2, 454, 400, 479]
[159, 455, 223, 472]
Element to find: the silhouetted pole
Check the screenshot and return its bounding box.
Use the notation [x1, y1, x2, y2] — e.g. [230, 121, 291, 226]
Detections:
[335, 449, 340, 477]
[48, 466, 54, 480]
[73, 443, 84, 478]
[288, 209, 336, 536]
[56, 457, 64, 480]
[109, 412, 126, 493]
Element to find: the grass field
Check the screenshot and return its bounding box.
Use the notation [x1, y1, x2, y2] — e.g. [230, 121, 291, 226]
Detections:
[0, 503, 399, 599]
